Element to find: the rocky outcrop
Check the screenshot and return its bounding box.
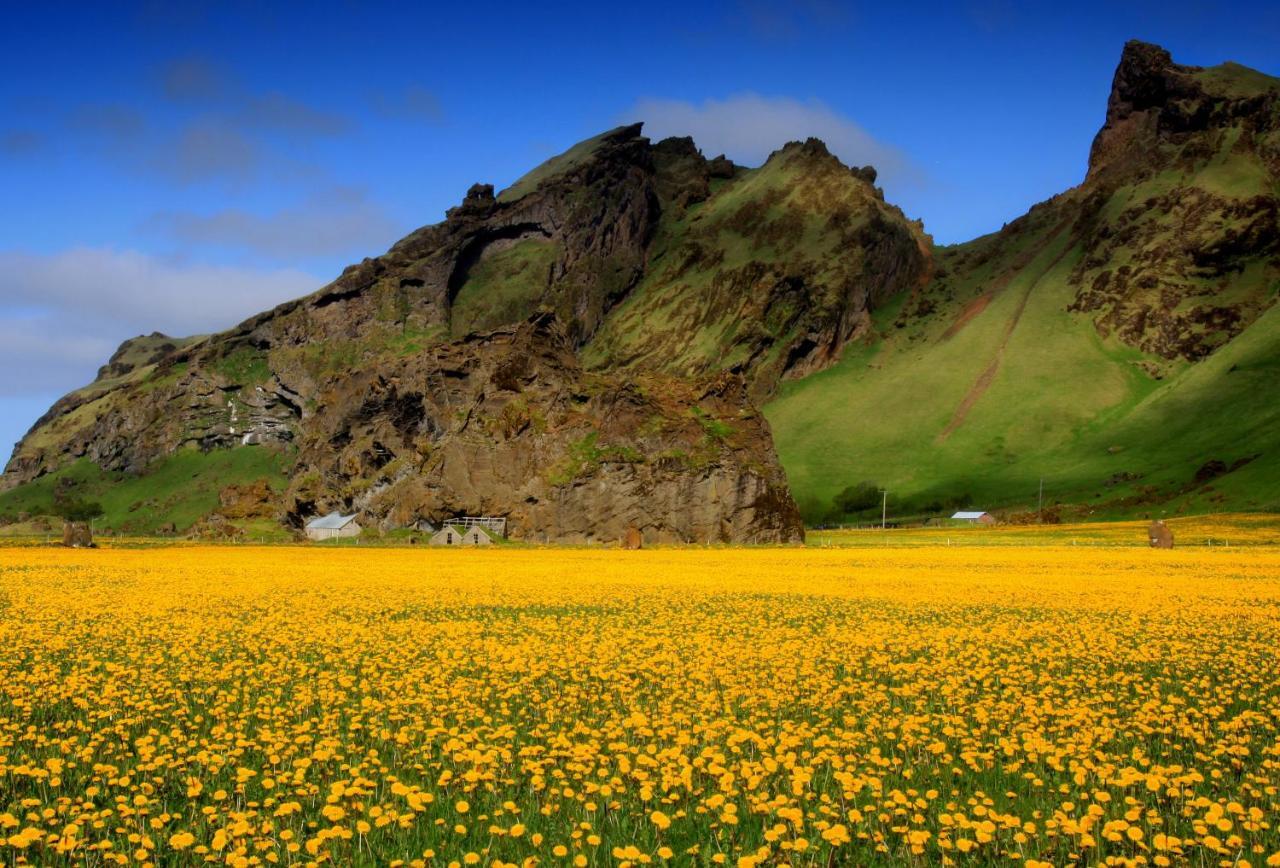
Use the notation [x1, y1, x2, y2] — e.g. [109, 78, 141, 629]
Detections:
[284, 314, 803, 544]
[584, 137, 932, 398]
[1066, 41, 1280, 361]
[1088, 41, 1279, 182]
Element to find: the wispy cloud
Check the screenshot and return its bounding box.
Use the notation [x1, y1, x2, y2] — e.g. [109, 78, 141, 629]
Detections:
[161, 56, 228, 102]
[734, 0, 854, 41]
[0, 130, 44, 157]
[630, 93, 921, 188]
[371, 84, 444, 124]
[143, 187, 402, 260]
[0, 247, 319, 397]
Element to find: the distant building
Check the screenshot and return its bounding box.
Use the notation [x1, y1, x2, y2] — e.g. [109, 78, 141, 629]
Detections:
[462, 527, 493, 546]
[951, 511, 996, 525]
[305, 512, 362, 541]
[430, 525, 464, 546]
[430, 518, 503, 546]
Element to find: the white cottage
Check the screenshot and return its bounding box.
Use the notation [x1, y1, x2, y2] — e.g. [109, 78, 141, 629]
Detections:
[305, 511, 362, 541]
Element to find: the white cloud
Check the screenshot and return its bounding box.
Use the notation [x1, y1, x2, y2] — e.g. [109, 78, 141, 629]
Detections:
[631, 93, 920, 188]
[0, 247, 319, 398]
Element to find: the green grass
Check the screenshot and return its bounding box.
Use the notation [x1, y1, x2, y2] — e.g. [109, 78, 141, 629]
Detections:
[450, 239, 559, 337]
[765, 218, 1280, 523]
[211, 346, 272, 386]
[1193, 60, 1280, 99]
[497, 127, 624, 203]
[0, 446, 295, 534]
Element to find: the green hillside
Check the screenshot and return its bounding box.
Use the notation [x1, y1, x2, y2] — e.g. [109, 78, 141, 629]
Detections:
[766, 45, 1280, 524]
[0, 447, 293, 536]
[766, 247, 1280, 522]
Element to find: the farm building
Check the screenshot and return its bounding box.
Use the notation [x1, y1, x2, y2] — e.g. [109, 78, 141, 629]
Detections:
[430, 525, 494, 546]
[430, 525, 464, 546]
[951, 511, 996, 525]
[305, 512, 361, 541]
[462, 527, 494, 546]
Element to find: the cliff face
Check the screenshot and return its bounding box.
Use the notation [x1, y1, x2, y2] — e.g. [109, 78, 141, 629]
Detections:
[285, 314, 803, 544]
[1069, 41, 1280, 361]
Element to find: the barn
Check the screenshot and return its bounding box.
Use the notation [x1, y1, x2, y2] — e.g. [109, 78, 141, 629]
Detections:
[951, 511, 996, 525]
[305, 512, 362, 541]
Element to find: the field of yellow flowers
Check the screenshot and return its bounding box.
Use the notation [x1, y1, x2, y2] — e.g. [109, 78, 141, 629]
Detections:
[1, 544, 1278, 867]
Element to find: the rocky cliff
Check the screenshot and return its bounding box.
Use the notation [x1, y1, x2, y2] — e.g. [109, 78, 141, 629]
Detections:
[286, 314, 801, 543]
[1070, 40, 1279, 361]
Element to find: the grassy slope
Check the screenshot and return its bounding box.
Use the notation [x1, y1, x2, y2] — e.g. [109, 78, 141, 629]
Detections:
[0, 446, 293, 534]
[583, 152, 908, 382]
[767, 60, 1280, 524]
[450, 239, 559, 337]
[767, 209, 1279, 524]
[497, 127, 620, 203]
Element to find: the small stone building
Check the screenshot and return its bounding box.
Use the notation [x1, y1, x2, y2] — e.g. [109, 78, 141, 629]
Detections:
[462, 527, 493, 546]
[305, 512, 361, 541]
[430, 525, 464, 546]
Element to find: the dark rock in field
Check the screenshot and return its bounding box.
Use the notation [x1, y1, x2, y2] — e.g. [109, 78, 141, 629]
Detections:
[1194, 459, 1229, 483]
[1149, 520, 1174, 548]
[61, 521, 94, 548]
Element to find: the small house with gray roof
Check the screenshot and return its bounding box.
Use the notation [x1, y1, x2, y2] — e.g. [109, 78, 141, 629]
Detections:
[305, 511, 362, 541]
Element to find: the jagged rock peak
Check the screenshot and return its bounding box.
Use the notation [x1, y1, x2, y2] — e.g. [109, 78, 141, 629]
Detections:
[1107, 40, 1199, 119]
[446, 182, 497, 219]
[767, 136, 838, 165]
[763, 137, 878, 186]
[1087, 40, 1279, 181]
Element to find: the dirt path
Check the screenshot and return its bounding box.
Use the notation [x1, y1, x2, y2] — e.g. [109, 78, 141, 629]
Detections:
[936, 223, 1074, 442]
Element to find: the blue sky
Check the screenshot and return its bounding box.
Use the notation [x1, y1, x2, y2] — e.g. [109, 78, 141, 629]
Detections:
[1, 0, 1278, 459]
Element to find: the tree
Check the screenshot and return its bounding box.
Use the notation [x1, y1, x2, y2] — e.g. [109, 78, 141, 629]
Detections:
[829, 482, 881, 519]
[52, 495, 104, 523]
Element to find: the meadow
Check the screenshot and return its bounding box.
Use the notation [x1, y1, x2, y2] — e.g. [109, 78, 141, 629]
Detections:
[1, 544, 1278, 866]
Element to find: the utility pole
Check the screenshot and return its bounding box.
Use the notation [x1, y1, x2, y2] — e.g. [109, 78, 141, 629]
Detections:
[1038, 478, 1044, 523]
[881, 489, 888, 530]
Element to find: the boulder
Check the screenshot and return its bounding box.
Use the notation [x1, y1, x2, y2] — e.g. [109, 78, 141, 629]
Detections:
[61, 521, 95, 548]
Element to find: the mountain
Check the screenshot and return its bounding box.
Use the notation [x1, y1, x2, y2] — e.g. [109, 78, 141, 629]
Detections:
[3, 121, 924, 542]
[2, 41, 1277, 536]
[767, 41, 1280, 521]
